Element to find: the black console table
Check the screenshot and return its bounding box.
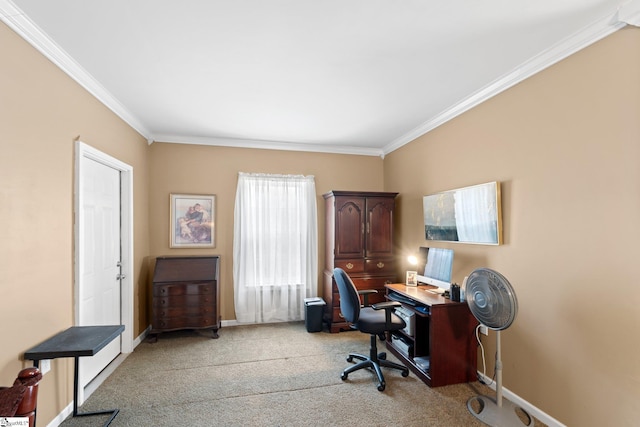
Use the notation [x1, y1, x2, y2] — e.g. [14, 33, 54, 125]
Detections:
[24, 325, 125, 426]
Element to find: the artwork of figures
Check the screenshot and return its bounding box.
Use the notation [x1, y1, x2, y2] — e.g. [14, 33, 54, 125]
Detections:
[170, 194, 215, 248]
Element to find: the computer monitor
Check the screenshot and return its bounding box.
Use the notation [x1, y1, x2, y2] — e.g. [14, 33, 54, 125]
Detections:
[416, 247, 454, 290]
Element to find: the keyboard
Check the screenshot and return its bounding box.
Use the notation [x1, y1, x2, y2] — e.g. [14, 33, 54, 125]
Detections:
[388, 291, 416, 306]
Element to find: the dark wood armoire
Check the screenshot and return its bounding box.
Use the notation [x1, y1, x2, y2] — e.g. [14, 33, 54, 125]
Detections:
[323, 191, 398, 333]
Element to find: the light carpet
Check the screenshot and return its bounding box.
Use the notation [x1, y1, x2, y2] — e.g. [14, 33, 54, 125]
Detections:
[60, 322, 538, 426]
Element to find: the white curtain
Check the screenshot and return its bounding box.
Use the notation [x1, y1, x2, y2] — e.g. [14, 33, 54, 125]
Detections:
[453, 184, 498, 244]
[233, 172, 318, 323]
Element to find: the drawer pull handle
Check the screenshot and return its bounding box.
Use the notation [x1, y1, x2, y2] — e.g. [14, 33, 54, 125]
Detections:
[346, 263, 354, 269]
[377, 262, 385, 268]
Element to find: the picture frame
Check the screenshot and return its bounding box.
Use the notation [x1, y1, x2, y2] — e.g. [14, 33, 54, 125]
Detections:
[423, 181, 502, 245]
[170, 193, 215, 248]
[406, 271, 418, 286]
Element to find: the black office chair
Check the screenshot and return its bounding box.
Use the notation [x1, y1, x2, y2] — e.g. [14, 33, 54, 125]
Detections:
[333, 268, 409, 391]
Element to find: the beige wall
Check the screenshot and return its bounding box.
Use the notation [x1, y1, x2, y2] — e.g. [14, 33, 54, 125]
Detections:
[148, 143, 384, 321]
[3, 14, 640, 427]
[0, 22, 150, 423]
[385, 27, 640, 426]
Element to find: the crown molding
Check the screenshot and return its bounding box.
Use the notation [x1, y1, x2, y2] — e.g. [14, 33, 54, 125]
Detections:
[152, 134, 384, 157]
[618, 0, 640, 26]
[2, 0, 631, 157]
[0, 0, 379, 157]
[0, 0, 151, 139]
[382, 6, 627, 156]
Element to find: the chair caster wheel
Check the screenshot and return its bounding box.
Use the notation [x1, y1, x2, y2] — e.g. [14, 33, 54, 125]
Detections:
[378, 352, 387, 360]
[377, 382, 386, 392]
[341, 372, 348, 381]
[346, 355, 353, 362]
[401, 369, 410, 377]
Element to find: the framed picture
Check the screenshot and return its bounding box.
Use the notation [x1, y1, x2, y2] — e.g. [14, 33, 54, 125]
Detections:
[423, 181, 502, 245]
[406, 271, 418, 286]
[170, 193, 215, 248]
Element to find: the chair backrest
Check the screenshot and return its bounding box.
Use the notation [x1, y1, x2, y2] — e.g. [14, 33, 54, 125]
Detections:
[333, 268, 360, 323]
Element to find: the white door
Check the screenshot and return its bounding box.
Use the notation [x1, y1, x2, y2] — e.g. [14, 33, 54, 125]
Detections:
[75, 142, 134, 405]
[78, 155, 122, 388]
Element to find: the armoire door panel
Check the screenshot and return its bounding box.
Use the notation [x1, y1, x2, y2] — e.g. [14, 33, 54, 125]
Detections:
[366, 197, 395, 257]
[334, 197, 365, 258]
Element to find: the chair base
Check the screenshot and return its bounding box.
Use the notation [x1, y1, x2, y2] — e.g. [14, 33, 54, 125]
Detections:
[341, 335, 409, 391]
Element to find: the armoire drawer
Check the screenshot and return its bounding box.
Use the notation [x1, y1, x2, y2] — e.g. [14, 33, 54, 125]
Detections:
[364, 258, 395, 275]
[335, 259, 365, 273]
[332, 276, 394, 293]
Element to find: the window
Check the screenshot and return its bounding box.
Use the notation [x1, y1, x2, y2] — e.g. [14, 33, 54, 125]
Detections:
[233, 173, 317, 323]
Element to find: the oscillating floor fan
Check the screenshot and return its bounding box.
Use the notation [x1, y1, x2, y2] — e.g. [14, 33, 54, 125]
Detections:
[466, 268, 533, 427]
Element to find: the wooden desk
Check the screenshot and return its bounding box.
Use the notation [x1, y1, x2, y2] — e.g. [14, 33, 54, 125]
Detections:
[24, 325, 125, 426]
[150, 256, 220, 341]
[385, 283, 477, 387]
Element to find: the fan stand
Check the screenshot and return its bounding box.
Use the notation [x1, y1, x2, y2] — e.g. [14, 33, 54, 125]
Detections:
[467, 331, 534, 427]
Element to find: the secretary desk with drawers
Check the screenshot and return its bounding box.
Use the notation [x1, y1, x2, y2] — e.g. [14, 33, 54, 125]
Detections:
[150, 255, 220, 341]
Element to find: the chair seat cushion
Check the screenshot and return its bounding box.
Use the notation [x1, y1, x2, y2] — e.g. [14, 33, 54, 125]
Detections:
[356, 307, 405, 335]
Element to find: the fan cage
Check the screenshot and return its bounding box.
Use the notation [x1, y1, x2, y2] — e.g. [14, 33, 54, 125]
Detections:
[466, 268, 517, 331]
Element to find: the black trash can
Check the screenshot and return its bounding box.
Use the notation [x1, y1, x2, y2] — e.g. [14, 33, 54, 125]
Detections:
[304, 297, 326, 332]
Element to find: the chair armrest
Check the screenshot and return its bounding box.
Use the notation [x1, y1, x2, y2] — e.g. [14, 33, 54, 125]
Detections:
[371, 301, 403, 329]
[15, 367, 40, 421]
[358, 289, 378, 307]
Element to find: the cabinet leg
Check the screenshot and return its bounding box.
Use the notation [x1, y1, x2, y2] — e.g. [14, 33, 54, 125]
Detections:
[211, 328, 220, 339]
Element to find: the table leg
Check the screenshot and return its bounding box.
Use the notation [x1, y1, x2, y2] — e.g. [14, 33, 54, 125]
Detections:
[73, 357, 79, 416]
[72, 356, 119, 427]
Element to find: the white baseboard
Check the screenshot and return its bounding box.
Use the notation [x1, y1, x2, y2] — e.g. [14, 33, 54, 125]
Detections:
[221, 319, 242, 327]
[135, 325, 151, 346]
[220, 319, 304, 327]
[45, 401, 73, 427]
[476, 372, 566, 427]
[82, 352, 129, 403]
[83, 327, 152, 401]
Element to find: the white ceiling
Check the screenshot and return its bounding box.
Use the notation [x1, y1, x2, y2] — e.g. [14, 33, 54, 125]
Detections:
[2, 0, 639, 156]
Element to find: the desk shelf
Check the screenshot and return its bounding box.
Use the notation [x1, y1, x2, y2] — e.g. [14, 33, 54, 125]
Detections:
[385, 283, 478, 387]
